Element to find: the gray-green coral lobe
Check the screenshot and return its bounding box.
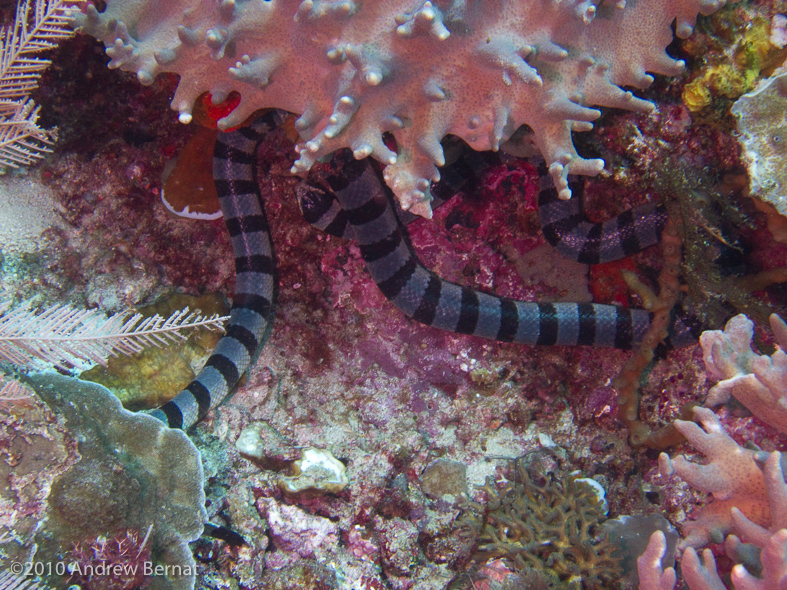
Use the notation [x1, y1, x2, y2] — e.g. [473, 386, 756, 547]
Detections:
[30, 373, 206, 590]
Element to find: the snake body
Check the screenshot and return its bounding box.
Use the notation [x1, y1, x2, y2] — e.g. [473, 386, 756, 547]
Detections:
[150, 115, 279, 428]
[152, 115, 683, 429]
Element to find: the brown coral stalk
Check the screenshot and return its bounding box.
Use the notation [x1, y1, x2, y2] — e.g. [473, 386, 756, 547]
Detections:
[612, 219, 691, 448]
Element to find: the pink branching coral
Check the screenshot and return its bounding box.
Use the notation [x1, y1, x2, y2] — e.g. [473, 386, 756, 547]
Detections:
[653, 315, 787, 551]
[658, 407, 771, 549]
[701, 313, 787, 432]
[636, 531, 677, 590]
[640, 451, 787, 590]
[639, 316, 787, 589]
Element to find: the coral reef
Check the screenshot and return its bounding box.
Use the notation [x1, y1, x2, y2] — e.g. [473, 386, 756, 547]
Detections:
[612, 218, 687, 448]
[0, 385, 74, 569]
[456, 456, 621, 589]
[237, 427, 350, 495]
[72, 0, 727, 216]
[637, 531, 676, 590]
[0, 172, 63, 254]
[602, 513, 680, 588]
[636, 316, 787, 589]
[28, 373, 206, 590]
[235, 420, 301, 470]
[701, 313, 787, 432]
[3, 0, 787, 587]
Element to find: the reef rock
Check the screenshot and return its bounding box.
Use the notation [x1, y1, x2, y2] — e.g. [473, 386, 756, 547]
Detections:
[732, 66, 787, 219]
[278, 447, 350, 495]
[72, 0, 725, 217]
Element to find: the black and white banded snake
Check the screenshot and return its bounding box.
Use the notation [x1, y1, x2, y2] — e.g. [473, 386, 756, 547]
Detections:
[150, 111, 697, 429]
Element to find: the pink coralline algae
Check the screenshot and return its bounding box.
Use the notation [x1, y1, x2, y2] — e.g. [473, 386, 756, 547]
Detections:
[345, 524, 380, 563]
[258, 497, 339, 560]
[72, 0, 727, 216]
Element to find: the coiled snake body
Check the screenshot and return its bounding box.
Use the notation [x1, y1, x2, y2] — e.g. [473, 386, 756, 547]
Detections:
[151, 112, 692, 429]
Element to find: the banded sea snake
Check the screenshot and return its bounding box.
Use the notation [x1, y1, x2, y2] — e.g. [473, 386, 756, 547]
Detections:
[150, 111, 696, 429]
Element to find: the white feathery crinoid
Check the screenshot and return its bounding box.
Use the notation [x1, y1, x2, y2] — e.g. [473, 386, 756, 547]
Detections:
[0, 0, 84, 168]
[0, 298, 228, 371]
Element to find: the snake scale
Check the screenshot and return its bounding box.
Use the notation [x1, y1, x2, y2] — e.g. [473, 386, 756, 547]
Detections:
[151, 112, 694, 429]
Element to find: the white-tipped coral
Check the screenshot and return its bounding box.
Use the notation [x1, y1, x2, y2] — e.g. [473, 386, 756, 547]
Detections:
[71, 0, 726, 217]
[701, 314, 787, 432]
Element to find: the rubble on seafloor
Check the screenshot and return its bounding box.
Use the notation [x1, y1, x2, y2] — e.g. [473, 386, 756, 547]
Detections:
[0, 1, 787, 590]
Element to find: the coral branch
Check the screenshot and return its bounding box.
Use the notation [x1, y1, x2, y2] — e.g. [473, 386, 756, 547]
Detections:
[613, 218, 688, 448]
[637, 531, 678, 590]
[702, 313, 787, 432]
[680, 547, 728, 590]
